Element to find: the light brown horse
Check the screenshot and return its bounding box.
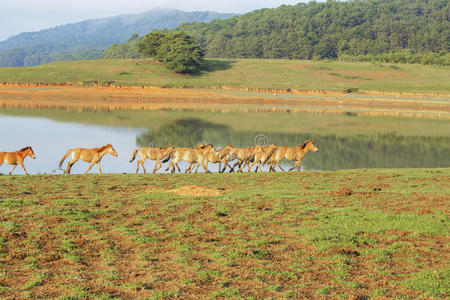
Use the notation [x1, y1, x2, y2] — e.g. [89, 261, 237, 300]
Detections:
[129, 146, 175, 173]
[0, 146, 36, 175]
[169, 144, 215, 173]
[247, 144, 277, 172]
[59, 144, 118, 175]
[268, 140, 319, 172]
[228, 146, 257, 172]
[191, 144, 232, 173]
[163, 143, 206, 173]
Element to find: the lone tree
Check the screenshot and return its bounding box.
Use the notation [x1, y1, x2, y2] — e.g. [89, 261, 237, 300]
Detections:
[138, 31, 205, 74]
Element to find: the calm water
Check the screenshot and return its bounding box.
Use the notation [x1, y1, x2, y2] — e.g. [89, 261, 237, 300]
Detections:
[1, 113, 449, 175]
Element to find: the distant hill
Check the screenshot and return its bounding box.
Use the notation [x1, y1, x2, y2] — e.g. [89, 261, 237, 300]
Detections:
[0, 8, 236, 67]
[173, 0, 448, 64]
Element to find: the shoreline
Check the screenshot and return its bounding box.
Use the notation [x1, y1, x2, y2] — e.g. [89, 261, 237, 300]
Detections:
[1, 84, 449, 119]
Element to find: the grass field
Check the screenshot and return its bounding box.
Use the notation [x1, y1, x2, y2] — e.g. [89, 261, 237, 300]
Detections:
[0, 169, 448, 298]
[0, 58, 449, 93]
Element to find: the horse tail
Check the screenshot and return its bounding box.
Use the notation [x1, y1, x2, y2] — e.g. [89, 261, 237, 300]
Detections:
[162, 150, 174, 163]
[248, 152, 256, 163]
[129, 149, 139, 163]
[59, 149, 73, 168]
[162, 149, 175, 162]
[263, 147, 277, 165]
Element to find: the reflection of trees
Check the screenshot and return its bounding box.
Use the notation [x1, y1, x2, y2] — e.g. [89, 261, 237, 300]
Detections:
[136, 118, 231, 148]
[136, 118, 450, 170]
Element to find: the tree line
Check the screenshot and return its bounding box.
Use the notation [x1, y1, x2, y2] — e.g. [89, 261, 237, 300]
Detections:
[104, 0, 448, 67]
[177, 0, 448, 64]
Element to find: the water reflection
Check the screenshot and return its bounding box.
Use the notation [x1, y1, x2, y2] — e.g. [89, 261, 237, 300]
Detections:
[136, 118, 450, 170]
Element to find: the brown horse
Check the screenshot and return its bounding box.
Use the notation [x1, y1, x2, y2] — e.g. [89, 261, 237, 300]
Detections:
[268, 140, 319, 172]
[129, 146, 175, 173]
[0, 146, 36, 175]
[59, 144, 118, 175]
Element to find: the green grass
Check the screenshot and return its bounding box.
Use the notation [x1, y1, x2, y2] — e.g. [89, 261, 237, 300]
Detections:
[0, 169, 448, 298]
[0, 58, 449, 93]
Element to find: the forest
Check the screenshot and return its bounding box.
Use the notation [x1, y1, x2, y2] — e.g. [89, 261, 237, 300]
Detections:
[104, 0, 449, 65]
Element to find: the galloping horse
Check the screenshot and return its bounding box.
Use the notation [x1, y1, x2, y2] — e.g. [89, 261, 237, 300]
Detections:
[59, 144, 118, 175]
[0, 146, 36, 175]
[129, 146, 175, 173]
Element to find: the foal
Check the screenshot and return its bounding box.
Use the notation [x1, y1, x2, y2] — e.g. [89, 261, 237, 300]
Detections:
[0, 146, 36, 175]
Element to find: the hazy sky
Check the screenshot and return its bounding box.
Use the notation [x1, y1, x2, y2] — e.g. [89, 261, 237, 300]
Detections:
[0, 0, 306, 41]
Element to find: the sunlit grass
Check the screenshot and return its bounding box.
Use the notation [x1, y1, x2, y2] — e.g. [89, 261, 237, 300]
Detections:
[0, 58, 449, 92]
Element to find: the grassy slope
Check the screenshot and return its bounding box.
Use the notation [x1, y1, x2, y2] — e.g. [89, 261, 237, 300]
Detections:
[0, 169, 448, 298]
[0, 58, 449, 93]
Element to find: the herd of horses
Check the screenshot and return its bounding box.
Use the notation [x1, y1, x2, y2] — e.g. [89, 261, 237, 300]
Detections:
[0, 140, 319, 175]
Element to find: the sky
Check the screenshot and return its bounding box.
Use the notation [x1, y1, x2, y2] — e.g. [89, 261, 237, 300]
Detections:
[0, 0, 305, 41]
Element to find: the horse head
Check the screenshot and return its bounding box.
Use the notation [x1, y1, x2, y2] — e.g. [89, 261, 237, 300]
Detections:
[107, 144, 118, 157]
[303, 140, 319, 152]
[22, 146, 36, 159]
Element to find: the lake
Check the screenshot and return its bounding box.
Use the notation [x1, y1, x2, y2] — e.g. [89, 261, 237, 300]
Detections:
[1, 108, 449, 174]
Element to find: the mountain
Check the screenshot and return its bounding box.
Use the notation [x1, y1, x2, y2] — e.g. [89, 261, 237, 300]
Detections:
[0, 8, 236, 67]
[174, 0, 448, 63]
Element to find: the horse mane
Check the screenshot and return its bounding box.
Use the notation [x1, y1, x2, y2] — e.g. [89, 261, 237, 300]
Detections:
[19, 146, 31, 151]
[300, 140, 312, 149]
[97, 144, 111, 152]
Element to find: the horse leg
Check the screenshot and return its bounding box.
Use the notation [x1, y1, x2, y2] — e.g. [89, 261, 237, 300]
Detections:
[141, 160, 147, 174]
[289, 160, 300, 172]
[247, 161, 252, 172]
[277, 162, 285, 172]
[203, 161, 210, 173]
[84, 161, 96, 174]
[221, 160, 230, 173]
[229, 161, 239, 173]
[136, 160, 140, 173]
[237, 160, 247, 173]
[65, 157, 78, 174]
[97, 162, 102, 175]
[65, 162, 73, 174]
[153, 160, 162, 173]
[9, 164, 17, 175]
[185, 162, 194, 173]
[18, 160, 29, 175]
[248, 160, 257, 172]
[224, 162, 233, 173]
[254, 161, 261, 172]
